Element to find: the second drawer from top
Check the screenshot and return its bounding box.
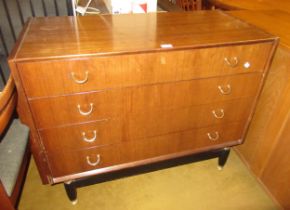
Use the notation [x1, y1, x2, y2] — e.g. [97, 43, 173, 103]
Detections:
[31, 73, 261, 129]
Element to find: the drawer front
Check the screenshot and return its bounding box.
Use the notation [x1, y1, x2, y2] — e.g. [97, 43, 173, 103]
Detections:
[30, 74, 260, 129]
[121, 122, 245, 163]
[126, 98, 253, 140]
[48, 145, 121, 178]
[39, 97, 251, 152]
[41, 98, 252, 153]
[40, 118, 124, 151]
[19, 43, 272, 98]
[48, 122, 244, 178]
[34, 97, 253, 130]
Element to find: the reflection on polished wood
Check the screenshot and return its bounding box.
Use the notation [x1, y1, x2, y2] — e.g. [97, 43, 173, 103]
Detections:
[11, 11, 274, 61]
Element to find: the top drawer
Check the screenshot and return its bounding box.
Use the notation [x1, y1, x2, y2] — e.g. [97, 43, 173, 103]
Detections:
[18, 42, 272, 98]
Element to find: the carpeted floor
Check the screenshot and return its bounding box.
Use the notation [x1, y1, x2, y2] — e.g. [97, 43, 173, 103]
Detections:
[18, 150, 280, 210]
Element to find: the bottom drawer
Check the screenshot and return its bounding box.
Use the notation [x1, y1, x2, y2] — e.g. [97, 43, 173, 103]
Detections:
[120, 122, 244, 162]
[48, 146, 121, 178]
[47, 122, 245, 178]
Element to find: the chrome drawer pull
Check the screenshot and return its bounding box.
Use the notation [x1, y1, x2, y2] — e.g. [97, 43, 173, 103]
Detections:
[82, 130, 97, 143]
[71, 71, 89, 84]
[86, 154, 101, 166]
[224, 57, 238, 67]
[207, 132, 219, 141]
[77, 103, 94, 116]
[212, 109, 224, 119]
[218, 84, 231, 95]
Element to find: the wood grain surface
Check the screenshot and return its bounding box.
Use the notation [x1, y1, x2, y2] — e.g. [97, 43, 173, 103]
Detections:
[9, 11, 275, 61]
[227, 10, 290, 209]
[48, 122, 244, 178]
[18, 43, 272, 98]
[8, 12, 278, 187]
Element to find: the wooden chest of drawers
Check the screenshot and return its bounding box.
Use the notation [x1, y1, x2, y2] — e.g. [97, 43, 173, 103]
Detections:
[9, 11, 277, 189]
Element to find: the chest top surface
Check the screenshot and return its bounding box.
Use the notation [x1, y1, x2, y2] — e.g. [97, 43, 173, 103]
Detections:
[10, 11, 276, 61]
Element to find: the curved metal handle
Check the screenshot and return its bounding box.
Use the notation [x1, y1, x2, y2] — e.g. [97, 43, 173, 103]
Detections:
[212, 109, 225, 119]
[77, 103, 94, 116]
[82, 130, 97, 143]
[86, 154, 101, 166]
[218, 84, 231, 95]
[224, 57, 239, 67]
[71, 71, 89, 84]
[207, 132, 219, 141]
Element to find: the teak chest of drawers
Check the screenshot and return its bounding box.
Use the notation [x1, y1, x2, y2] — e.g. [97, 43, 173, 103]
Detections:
[9, 11, 277, 201]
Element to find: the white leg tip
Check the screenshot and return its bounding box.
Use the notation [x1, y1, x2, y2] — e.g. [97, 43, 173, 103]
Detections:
[217, 166, 223, 171]
[71, 199, 78, 205]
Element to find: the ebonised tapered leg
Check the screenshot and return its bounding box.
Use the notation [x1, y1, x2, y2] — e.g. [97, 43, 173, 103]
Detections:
[218, 148, 230, 170]
[64, 181, 77, 204]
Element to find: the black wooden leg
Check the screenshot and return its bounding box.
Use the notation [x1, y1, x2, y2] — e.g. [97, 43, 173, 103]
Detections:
[218, 148, 230, 170]
[64, 181, 78, 204]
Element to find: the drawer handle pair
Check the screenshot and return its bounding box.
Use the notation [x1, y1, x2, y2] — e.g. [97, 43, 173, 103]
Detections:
[212, 109, 224, 119]
[224, 57, 238, 67]
[218, 85, 231, 95]
[225, 57, 251, 69]
[207, 132, 219, 141]
[86, 154, 101, 166]
[77, 103, 94, 116]
[71, 71, 89, 84]
[82, 130, 97, 143]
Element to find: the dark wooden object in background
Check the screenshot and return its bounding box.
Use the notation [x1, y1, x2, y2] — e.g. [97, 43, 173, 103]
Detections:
[176, 0, 202, 11]
[0, 77, 30, 210]
[206, 0, 290, 12]
[158, 0, 184, 11]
